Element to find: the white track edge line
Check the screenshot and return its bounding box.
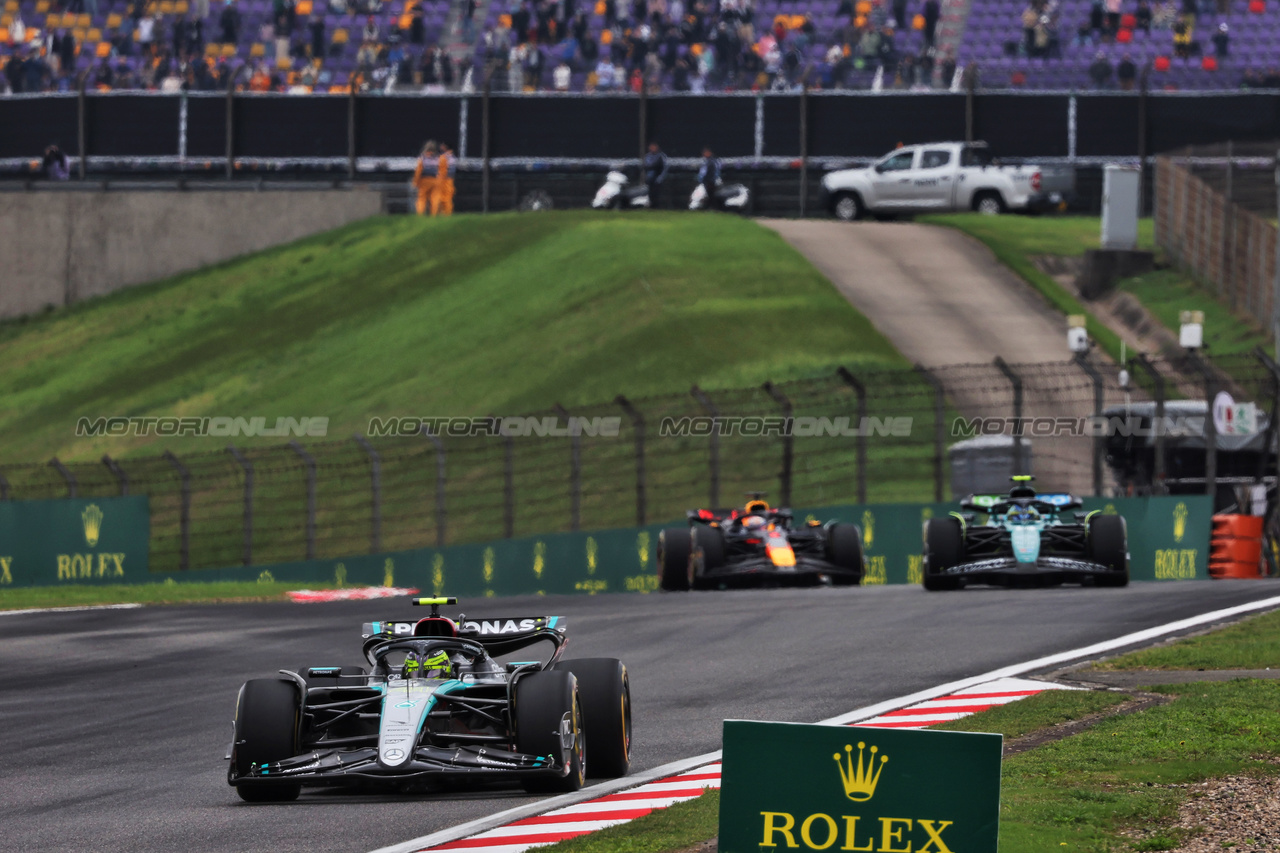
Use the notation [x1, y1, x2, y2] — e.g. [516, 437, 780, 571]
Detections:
[369, 592, 1280, 853]
[0, 603, 144, 616]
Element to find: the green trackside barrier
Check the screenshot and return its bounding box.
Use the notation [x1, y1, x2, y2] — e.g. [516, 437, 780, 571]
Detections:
[0, 496, 150, 587]
[0, 494, 1215, 589]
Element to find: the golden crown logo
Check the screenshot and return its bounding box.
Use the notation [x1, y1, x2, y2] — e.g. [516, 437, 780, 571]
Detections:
[483, 547, 495, 584]
[586, 536, 598, 575]
[834, 741, 888, 802]
[636, 532, 650, 569]
[861, 511, 875, 548]
[534, 541, 546, 579]
[82, 504, 103, 547]
[1173, 502, 1188, 543]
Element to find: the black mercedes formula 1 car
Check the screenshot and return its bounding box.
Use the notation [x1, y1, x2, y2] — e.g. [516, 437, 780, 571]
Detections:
[656, 494, 865, 590]
[921, 477, 1129, 591]
[225, 597, 631, 801]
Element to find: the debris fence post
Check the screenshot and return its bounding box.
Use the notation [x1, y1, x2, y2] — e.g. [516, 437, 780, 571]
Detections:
[424, 430, 447, 548]
[691, 385, 721, 508]
[763, 381, 794, 507]
[915, 364, 947, 502]
[554, 404, 582, 532]
[102, 455, 129, 496]
[49, 458, 77, 498]
[288, 440, 317, 560]
[993, 357, 1026, 475]
[1132, 354, 1166, 493]
[503, 427, 515, 539]
[353, 434, 382, 554]
[1072, 353, 1106, 496]
[227, 444, 254, 566]
[836, 367, 869, 504]
[615, 395, 647, 527]
[162, 450, 191, 570]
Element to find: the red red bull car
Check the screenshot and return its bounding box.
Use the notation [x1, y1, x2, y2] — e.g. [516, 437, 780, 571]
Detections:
[656, 495, 865, 590]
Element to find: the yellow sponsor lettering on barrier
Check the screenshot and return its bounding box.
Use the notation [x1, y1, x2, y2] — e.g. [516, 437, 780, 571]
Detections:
[906, 555, 923, 585]
[0, 556, 12, 584]
[56, 553, 125, 580]
[623, 573, 660, 592]
[1154, 548, 1198, 580]
[864, 556, 887, 585]
[759, 812, 953, 852]
[574, 579, 608, 594]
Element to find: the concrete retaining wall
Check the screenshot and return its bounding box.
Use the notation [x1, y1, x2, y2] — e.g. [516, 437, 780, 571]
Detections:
[0, 189, 384, 319]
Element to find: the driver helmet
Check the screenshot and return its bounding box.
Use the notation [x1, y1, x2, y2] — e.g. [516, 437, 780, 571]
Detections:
[405, 649, 453, 679]
[742, 515, 766, 530]
[1006, 505, 1038, 523]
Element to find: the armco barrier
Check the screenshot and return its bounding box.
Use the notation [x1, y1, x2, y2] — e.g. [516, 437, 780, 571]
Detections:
[0, 495, 1211, 590]
[0, 495, 150, 587]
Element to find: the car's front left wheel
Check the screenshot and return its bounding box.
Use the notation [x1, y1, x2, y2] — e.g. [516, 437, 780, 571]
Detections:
[551, 658, 631, 779]
[826, 523, 865, 585]
[231, 678, 303, 803]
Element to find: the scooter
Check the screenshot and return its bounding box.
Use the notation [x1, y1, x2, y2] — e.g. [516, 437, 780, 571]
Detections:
[592, 171, 650, 209]
[689, 179, 750, 212]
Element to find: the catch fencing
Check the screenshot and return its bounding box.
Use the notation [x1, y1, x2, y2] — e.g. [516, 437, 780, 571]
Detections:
[1154, 143, 1279, 328]
[0, 354, 1274, 574]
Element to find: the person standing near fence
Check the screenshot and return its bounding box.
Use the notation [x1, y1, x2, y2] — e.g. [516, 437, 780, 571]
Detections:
[431, 143, 456, 216]
[413, 140, 438, 215]
[643, 141, 668, 209]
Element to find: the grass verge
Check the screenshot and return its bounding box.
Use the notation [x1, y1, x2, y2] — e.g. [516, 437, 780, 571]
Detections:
[1092, 608, 1280, 671]
[931, 688, 1129, 739]
[0, 580, 341, 610]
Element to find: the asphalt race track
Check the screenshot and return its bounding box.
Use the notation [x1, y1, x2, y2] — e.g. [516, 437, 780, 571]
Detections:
[4, 582, 1280, 853]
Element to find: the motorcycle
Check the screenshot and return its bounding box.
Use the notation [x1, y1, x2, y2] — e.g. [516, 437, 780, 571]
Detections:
[592, 171, 650, 210]
[689, 179, 750, 212]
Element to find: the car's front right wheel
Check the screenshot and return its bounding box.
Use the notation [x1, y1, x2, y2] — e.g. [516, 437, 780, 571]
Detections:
[551, 658, 631, 779]
[517, 671, 586, 793]
[657, 527, 693, 591]
[923, 517, 964, 591]
[231, 678, 303, 803]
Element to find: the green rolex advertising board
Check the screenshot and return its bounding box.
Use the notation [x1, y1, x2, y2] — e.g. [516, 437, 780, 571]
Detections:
[720, 721, 1002, 853]
[0, 496, 150, 587]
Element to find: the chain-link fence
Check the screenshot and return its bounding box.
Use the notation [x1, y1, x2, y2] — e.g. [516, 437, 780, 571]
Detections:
[1155, 144, 1280, 323]
[2, 354, 1274, 573]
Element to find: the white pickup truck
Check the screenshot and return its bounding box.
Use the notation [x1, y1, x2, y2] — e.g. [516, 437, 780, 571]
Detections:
[819, 142, 1070, 221]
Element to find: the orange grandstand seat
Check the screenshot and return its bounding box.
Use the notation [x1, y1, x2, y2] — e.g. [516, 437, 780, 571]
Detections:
[106, 12, 121, 27]
[174, 0, 188, 12]
[158, 0, 174, 13]
[0, 29, 9, 44]
[296, 0, 312, 13]
[331, 27, 348, 43]
[1, 13, 12, 28]
[219, 42, 235, 56]
[95, 40, 110, 56]
[72, 26, 87, 40]
[275, 55, 291, 68]
[35, 0, 49, 12]
[204, 41, 218, 55]
[855, 0, 871, 13]
[413, 617, 458, 638]
[328, 83, 349, 92]
[75, 13, 89, 27]
[398, 12, 411, 29]
[249, 41, 265, 56]
[86, 27, 101, 41]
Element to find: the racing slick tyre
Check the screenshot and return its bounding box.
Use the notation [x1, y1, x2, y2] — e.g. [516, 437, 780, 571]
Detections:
[923, 517, 964, 592]
[825, 523, 865, 585]
[657, 527, 693, 591]
[516, 671, 586, 793]
[832, 192, 865, 222]
[551, 658, 631, 779]
[973, 191, 1007, 215]
[231, 678, 303, 802]
[690, 526, 725, 590]
[1088, 514, 1130, 587]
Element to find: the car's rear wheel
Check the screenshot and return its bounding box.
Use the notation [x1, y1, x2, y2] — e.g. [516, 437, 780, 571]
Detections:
[231, 678, 303, 802]
[973, 191, 1007, 215]
[923, 517, 964, 592]
[691, 526, 725, 589]
[516, 671, 585, 793]
[825, 523, 865, 585]
[657, 527, 693, 591]
[551, 658, 631, 779]
[1088, 514, 1129, 587]
[832, 192, 864, 222]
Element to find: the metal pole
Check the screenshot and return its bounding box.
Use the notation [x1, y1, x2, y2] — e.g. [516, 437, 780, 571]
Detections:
[227, 445, 253, 566]
[638, 83, 648, 165]
[1072, 353, 1106, 496]
[288, 440, 317, 560]
[0, 471, 8, 501]
[225, 65, 245, 179]
[425, 431, 447, 548]
[76, 71, 88, 180]
[347, 73, 359, 181]
[1224, 140, 1235, 308]
[482, 73, 492, 213]
[1137, 68, 1149, 215]
[353, 434, 381, 554]
[914, 364, 947, 502]
[691, 385, 721, 507]
[763, 382, 794, 507]
[1254, 347, 1280, 488]
[836, 367, 868, 504]
[799, 84, 809, 218]
[49, 458, 78, 498]
[554, 404, 582, 532]
[503, 426, 515, 538]
[102, 454, 129, 496]
[615, 395, 647, 526]
[1186, 352, 1218, 502]
[162, 451, 191, 570]
[993, 357, 1026, 475]
[1132, 354, 1166, 493]
[964, 65, 975, 145]
[1273, 149, 1280, 359]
